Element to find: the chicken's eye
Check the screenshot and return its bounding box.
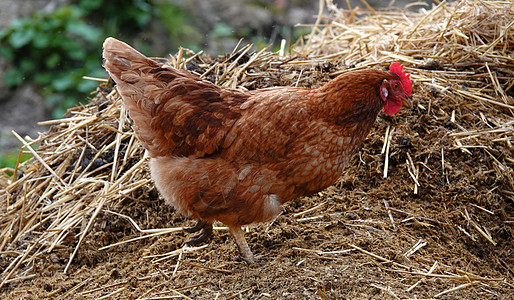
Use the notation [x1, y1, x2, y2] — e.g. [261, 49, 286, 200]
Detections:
[393, 83, 399, 90]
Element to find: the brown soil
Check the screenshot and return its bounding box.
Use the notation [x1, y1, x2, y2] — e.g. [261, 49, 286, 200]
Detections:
[1, 2, 513, 299]
[2, 69, 512, 300]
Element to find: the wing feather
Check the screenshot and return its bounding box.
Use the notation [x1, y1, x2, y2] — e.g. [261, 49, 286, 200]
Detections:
[103, 37, 246, 158]
[221, 87, 314, 163]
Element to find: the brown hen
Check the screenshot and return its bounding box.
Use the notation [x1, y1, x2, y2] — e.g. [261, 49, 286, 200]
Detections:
[102, 37, 412, 264]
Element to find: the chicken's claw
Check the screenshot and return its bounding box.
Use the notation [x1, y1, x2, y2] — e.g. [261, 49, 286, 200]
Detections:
[184, 220, 209, 233]
[184, 221, 213, 245]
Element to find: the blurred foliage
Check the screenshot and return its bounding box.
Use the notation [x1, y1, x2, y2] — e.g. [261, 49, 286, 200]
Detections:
[0, 146, 32, 172]
[78, 0, 152, 34]
[0, 5, 104, 118]
[0, 0, 196, 119]
[154, 2, 202, 52]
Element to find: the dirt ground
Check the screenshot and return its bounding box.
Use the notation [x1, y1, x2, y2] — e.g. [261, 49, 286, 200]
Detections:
[1, 1, 514, 296]
[1, 84, 513, 299]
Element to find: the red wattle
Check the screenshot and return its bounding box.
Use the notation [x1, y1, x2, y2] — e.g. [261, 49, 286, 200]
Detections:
[383, 99, 402, 116]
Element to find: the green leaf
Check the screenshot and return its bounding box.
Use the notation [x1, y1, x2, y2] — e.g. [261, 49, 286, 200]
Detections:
[132, 0, 152, 26]
[39, 18, 61, 31]
[134, 12, 151, 27]
[59, 39, 86, 60]
[77, 79, 98, 93]
[0, 28, 10, 40]
[67, 22, 101, 43]
[9, 18, 30, 30]
[9, 28, 35, 48]
[34, 72, 53, 85]
[45, 93, 63, 105]
[0, 149, 32, 169]
[45, 53, 61, 68]
[133, 0, 152, 12]
[68, 47, 86, 60]
[52, 75, 74, 91]
[63, 95, 78, 107]
[33, 32, 50, 48]
[19, 58, 34, 73]
[53, 6, 78, 21]
[78, 0, 103, 13]
[0, 46, 14, 60]
[211, 23, 234, 38]
[3, 68, 24, 86]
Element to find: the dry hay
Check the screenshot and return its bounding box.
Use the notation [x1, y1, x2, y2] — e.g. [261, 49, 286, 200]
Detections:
[0, 0, 513, 298]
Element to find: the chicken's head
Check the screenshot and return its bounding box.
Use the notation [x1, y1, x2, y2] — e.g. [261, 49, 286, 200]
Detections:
[380, 62, 413, 115]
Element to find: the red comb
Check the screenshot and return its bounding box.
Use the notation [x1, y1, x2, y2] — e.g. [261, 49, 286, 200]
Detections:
[389, 62, 412, 96]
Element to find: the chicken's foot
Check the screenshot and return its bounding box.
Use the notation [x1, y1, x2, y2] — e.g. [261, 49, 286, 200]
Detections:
[184, 220, 213, 245]
[184, 220, 209, 233]
[230, 226, 259, 265]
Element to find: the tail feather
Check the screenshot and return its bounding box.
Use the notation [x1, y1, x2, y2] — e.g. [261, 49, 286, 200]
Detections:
[102, 37, 161, 99]
[103, 37, 157, 80]
[103, 38, 168, 156]
[102, 37, 243, 158]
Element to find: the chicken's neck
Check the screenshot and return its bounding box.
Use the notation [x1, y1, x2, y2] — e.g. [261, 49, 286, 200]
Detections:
[313, 76, 384, 154]
[284, 73, 386, 197]
[316, 70, 385, 116]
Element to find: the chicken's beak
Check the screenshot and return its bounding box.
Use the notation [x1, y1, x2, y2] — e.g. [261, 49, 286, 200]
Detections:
[402, 96, 412, 107]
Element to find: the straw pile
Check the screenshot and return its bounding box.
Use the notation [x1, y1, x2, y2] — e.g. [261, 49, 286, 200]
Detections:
[298, 0, 514, 193]
[1, 0, 513, 298]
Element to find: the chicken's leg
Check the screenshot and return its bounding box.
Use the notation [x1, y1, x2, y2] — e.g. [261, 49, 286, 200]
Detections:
[230, 226, 258, 264]
[184, 220, 213, 245]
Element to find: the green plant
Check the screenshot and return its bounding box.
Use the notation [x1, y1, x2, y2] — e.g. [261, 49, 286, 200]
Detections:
[77, 0, 152, 38]
[0, 6, 104, 118]
[0, 0, 205, 120]
[154, 2, 202, 52]
[0, 149, 33, 172]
